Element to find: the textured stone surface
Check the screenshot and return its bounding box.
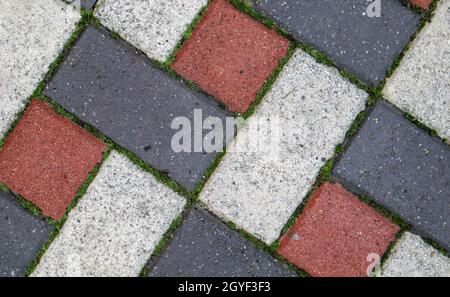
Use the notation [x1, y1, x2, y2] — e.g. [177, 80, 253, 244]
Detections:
[95, 0, 207, 62]
[0, 0, 80, 138]
[0, 100, 106, 220]
[410, 0, 433, 9]
[64, 0, 97, 10]
[172, 0, 290, 113]
[44, 26, 232, 191]
[384, 0, 450, 140]
[333, 101, 450, 251]
[0, 190, 52, 277]
[32, 151, 185, 277]
[200, 49, 367, 244]
[278, 183, 399, 277]
[250, 0, 420, 86]
[381, 232, 450, 277]
[148, 207, 295, 277]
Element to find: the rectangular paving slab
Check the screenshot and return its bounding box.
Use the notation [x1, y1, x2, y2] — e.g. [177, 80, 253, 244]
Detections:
[200, 49, 367, 244]
[43, 26, 232, 191]
[0, 190, 52, 277]
[148, 207, 296, 277]
[381, 232, 450, 277]
[249, 0, 420, 86]
[384, 0, 450, 140]
[0, 0, 80, 138]
[333, 101, 450, 251]
[32, 151, 185, 277]
[95, 0, 207, 62]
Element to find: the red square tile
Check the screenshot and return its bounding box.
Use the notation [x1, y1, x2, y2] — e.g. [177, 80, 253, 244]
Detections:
[171, 0, 290, 113]
[410, 0, 433, 9]
[278, 183, 400, 277]
[0, 100, 106, 220]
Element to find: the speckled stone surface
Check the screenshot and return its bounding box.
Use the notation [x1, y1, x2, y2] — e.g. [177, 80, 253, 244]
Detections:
[44, 26, 232, 191]
[0, 190, 52, 277]
[333, 101, 450, 251]
[250, 0, 420, 86]
[0, 100, 106, 220]
[0, 0, 80, 138]
[172, 0, 290, 113]
[148, 207, 295, 277]
[381, 232, 450, 277]
[200, 49, 367, 244]
[32, 151, 185, 277]
[278, 183, 399, 277]
[384, 0, 450, 140]
[95, 0, 207, 62]
[410, 0, 433, 9]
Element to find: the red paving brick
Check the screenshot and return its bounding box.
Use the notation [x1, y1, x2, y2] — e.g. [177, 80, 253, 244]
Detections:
[410, 0, 433, 9]
[0, 100, 106, 220]
[171, 0, 289, 113]
[278, 183, 400, 277]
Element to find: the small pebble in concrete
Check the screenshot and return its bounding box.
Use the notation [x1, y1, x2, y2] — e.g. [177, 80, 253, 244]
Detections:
[278, 183, 400, 277]
[0, 0, 80, 138]
[381, 232, 450, 277]
[44, 26, 232, 192]
[333, 101, 450, 251]
[200, 49, 367, 244]
[250, 0, 420, 86]
[148, 207, 296, 277]
[172, 0, 290, 113]
[0, 100, 106, 220]
[32, 151, 185, 277]
[95, 0, 207, 62]
[0, 190, 52, 277]
[384, 0, 450, 140]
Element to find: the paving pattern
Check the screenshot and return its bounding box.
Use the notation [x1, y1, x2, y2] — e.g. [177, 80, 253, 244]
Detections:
[0, 0, 449, 277]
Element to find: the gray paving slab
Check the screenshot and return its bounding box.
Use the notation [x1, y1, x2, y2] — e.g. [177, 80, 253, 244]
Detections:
[250, 0, 420, 86]
[64, 0, 97, 10]
[148, 207, 296, 277]
[333, 101, 450, 251]
[43, 26, 232, 191]
[0, 190, 52, 277]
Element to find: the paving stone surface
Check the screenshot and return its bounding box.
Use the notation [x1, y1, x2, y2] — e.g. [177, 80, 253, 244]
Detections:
[95, 0, 207, 62]
[64, 0, 97, 10]
[384, 0, 450, 140]
[0, 100, 106, 220]
[0, 0, 80, 138]
[381, 232, 450, 277]
[250, 0, 420, 86]
[200, 49, 367, 244]
[171, 0, 290, 113]
[410, 0, 433, 9]
[32, 151, 185, 277]
[148, 207, 295, 277]
[0, 190, 52, 277]
[278, 183, 399, 277]
[333, 101, 450, 251]
[43, 26, 232, 192]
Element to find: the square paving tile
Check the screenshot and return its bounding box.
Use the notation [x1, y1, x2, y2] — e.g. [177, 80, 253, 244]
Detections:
[0, 100, 106, 220]
[148, 207, 296, 277]
[0, 190, 52, 277]
[250, 0, 420, 86]
[333, 101, 450, 251]
[43, 26, 233, 191]
[278, 183, 400, 277]
[171, 0, 290, 113]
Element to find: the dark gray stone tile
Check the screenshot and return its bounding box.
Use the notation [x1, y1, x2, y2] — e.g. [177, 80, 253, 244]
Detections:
[64, 0, 97, 10]
[147, 207, 296, 277]
[250, 0, 420, 86]
[333, 101, 450, 251]
[44, 26, 232, 191]
[0, 191, 52, 277]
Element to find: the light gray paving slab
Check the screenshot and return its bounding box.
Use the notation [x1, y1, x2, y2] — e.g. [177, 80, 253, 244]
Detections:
[381, 232, 450, 277]
[32, 151, 185, 277]
[95, 0, 207, 62]
[384, 0, 450, 141]
[199, 49, 368, 244]
[0, 0, 80, 138]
